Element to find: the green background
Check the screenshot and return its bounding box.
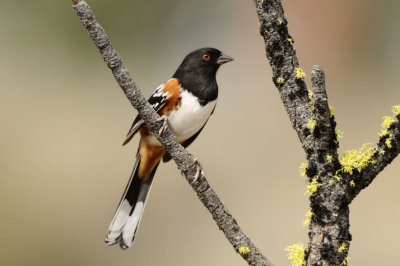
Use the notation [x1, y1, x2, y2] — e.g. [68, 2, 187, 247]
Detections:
[1, 0, 400, 265]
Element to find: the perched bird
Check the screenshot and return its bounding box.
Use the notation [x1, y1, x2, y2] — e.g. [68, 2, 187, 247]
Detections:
[105, 48, 233, 249]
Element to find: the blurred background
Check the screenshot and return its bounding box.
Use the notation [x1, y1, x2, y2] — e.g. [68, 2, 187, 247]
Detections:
[1, 0, 399, 265]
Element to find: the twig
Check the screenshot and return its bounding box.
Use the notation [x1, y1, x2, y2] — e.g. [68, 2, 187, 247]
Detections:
[72, 1, 273, 265]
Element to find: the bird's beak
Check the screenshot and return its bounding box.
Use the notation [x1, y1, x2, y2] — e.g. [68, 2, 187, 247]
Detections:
[217, 53, 234, 65]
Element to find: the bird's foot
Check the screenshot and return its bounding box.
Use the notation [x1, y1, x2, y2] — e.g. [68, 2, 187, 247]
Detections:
[156, 115, 168, 136]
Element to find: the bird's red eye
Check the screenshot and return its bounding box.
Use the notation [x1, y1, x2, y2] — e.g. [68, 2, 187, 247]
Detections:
[203, 54, 210, 61]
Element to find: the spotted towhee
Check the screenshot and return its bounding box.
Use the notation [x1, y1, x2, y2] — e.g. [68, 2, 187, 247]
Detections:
[105, 48, 233, 249]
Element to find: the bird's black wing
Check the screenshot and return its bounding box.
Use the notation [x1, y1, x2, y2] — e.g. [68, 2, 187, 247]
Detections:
[122, 82, 170, 146]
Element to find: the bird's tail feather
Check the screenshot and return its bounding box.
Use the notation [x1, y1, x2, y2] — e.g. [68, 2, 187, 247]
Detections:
[105, 153, 159, 249]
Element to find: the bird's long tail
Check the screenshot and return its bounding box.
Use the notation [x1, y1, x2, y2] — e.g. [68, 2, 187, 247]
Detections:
[105, 153, 159, 249]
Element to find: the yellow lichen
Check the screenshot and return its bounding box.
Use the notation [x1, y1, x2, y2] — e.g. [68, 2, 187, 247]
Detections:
[380, 129, 388, 137]
[333, 213, 338, 217]
[335, 129, 344, 139]
[305, 177, 322, 196]
[329, 105, 336, 117]
[308, 90, 313, 100]
[392, 105, 400, 116]
[308, 91, 315, 110]
[303, 209, 313, 227]
[329, 173, 340, 187]
[380, 116, 395, 137]
[380, 150, 386, 155]
[295, 67, 306, 79]
[339, 143, 376, 175]
[238, 246, 251, 255]
[287, 38, 293, 46]
[299, 163, 308, 177]
[349, 180, 355, 187]
[276, 77, 285, 84]
[326, 155, 333, 163]
[277, 18, 283, 25]
[307, 119, 317, 130]
[382, 116, 395, 129]
[380, 105, 400, 136]
[338, 243, 347, 253]
[285, 243, 306, 266]
[329, 174, 341, 185]
[341, 256, 349, 265]
[385, 134, 393, 148]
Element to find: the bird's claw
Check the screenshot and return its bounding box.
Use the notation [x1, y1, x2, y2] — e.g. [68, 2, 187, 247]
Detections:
[191, 157, 205, 184]
[156, 115, 168, 136]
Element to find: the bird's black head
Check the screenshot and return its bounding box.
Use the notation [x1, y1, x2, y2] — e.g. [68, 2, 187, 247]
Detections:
[173, 48, 233, 105]
[174, 48, 233, 78]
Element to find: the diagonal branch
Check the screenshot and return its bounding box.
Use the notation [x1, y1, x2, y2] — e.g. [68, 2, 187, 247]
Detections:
[348, 117, 400, 202]
[72, 0, 273, 265]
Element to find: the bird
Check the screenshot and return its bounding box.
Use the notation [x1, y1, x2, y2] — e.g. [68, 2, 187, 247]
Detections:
[105, 48, 233, 249]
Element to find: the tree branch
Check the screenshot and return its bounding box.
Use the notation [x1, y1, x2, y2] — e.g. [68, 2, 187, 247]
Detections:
[253, 0, 400, 265]
[72, 1, 273, 265]
[348, 117, 400, 202]
[253, 0, 348, 265]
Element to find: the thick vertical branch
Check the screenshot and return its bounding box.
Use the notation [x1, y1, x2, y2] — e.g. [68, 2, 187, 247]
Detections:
[253, 1, 349, 265]
[307, 67, 349, 265]
[72, 1, 273, 265]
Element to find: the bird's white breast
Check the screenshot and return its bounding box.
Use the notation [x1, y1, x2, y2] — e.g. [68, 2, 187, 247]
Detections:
[146, 90, 216, 146]
[168, 90, 216, 141]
